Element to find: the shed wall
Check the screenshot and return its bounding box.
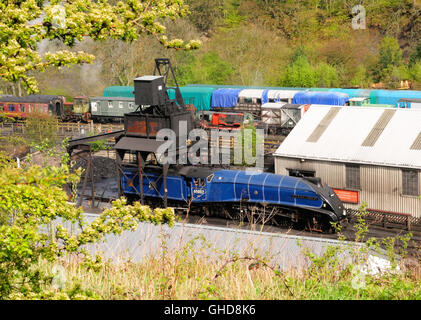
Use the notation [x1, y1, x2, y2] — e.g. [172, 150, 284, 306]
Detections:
[274, 156, 421, 217]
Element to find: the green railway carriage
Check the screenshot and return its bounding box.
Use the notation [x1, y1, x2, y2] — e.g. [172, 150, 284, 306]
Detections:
[89, 96, 136, 122]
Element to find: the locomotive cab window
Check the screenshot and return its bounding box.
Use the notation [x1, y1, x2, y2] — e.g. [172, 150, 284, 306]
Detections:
[206, 174, 214, 183]
[193, 178, 206, 187]
[288, 169, 315, 178]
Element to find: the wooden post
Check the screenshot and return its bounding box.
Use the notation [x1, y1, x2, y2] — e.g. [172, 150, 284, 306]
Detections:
[116, 150, 123, 198]
[78, 152, 90, 207]
[163, 163, 168, 208]
[137, 152, 144, 205]
[89, 150, 95, 208]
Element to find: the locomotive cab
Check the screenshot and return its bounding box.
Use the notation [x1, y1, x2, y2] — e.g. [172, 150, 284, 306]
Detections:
[191, 177, 207, 201]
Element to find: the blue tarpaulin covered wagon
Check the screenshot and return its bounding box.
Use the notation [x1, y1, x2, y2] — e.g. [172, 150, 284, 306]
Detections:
[292, 91, 350, 106]
[211, 88, 242, 109]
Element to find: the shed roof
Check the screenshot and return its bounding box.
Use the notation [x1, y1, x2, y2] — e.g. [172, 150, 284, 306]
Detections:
[274, 106, 421, 169]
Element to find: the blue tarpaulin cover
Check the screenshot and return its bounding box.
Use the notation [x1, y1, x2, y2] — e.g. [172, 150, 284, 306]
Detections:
[211, 88, 242, 109]
[292, 91, 349, 105]
[262, 90, 269, 104]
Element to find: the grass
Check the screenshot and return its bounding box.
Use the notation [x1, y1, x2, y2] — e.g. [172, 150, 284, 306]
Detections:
[32, 228, 421, 300]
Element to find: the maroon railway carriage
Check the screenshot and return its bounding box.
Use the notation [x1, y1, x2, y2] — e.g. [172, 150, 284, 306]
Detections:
[0, 95, 67, 120]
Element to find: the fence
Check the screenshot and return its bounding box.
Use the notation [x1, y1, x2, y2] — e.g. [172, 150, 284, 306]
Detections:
[0, 120, 124, 139]
[346, 208, 421, 233]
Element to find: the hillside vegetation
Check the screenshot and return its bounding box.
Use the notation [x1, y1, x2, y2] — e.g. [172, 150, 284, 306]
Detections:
[1, 0, 420, 97]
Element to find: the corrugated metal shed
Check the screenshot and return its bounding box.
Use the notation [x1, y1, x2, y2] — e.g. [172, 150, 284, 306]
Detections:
[274, 106, 421, 170]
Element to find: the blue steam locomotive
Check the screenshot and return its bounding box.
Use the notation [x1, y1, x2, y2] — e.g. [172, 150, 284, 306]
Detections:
[121, 165, 346, 232]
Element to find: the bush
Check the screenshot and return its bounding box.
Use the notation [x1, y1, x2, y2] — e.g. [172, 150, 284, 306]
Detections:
[24, 113, 58, 149]
[0, 147, 175, 299]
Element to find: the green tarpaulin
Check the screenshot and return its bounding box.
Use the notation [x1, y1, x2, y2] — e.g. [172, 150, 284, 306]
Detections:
[104, 86, 215, 111]
[167, 86, 215, 111]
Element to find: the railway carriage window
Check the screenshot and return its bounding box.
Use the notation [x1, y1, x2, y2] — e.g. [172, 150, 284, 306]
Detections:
[91, 102, 98, 112]
[128, 102, 134, 109]
[402, 170, 419, 196]
[346, 164, 360, 190]
[8, 104, 15, 112]
[119, 102, 123, 109]
[108, 101, 113, 108]
[0, 103, 3, 111]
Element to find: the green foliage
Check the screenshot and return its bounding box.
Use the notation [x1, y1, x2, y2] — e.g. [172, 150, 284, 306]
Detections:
[185, 0, 225, 33]
[409, 61, 421, 83]
[350, 65, 371, 88]
[315, 62, 340, 87]
[409, 41, 421, 66]
[174, 52, 234, 85]
[24, 113, 58, 149]
[279, 50, 340, 88]
[86, 132, 110, 153]
[374, 37, 404, 83]
[0, 148, 175, 299]
[0, 0, 201, 93]
[279, 54, 316, 87]
[233, 123, 264, 167]
[296, 202, 420, 300]
[223, 0, 246, 28]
